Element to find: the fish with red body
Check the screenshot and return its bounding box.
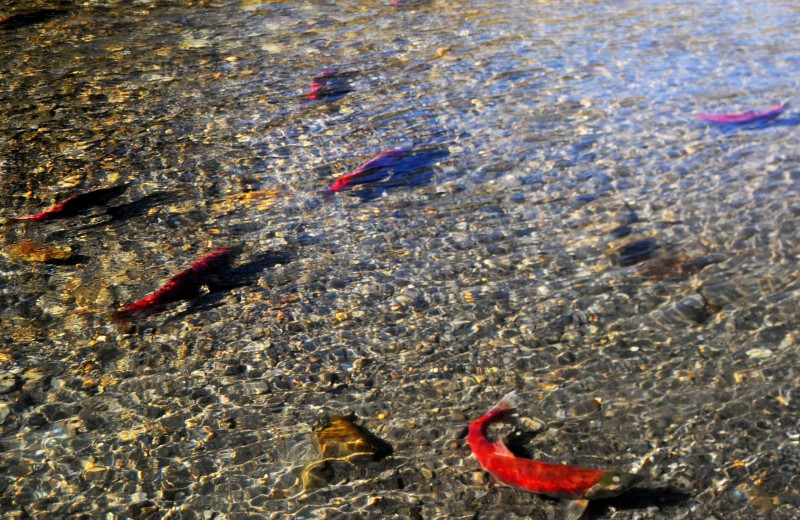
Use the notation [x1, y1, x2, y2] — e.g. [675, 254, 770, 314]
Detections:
[468, 391, 640, 520]
[113, 247, 233, 320]
[308, 67, 338, 100]
[306, 67, 352, 102]
[4, 184, 128, 225]
[696, 102, 788, 124]
[328, 147, 409, 192]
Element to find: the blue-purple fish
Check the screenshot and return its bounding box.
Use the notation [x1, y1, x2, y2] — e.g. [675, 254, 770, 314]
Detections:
[328, 147, 409, 192]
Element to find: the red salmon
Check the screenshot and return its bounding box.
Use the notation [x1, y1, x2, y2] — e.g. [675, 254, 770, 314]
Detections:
[468, 391, 640, 520]
[328, 147, 408, 192]
[308, 67, 338, 100]
[113, 247, 233, 320]
[697, 102, 788, 124]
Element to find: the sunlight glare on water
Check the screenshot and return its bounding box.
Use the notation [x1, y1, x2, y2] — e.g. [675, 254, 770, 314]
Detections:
[1, 0, 799, 518]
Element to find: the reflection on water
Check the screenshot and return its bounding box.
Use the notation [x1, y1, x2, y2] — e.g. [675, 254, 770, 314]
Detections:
[1, 0, 799, 518]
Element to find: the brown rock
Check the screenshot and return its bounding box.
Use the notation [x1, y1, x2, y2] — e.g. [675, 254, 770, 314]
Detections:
[313, 414, 393, 461]
[6, 239, 73, 263]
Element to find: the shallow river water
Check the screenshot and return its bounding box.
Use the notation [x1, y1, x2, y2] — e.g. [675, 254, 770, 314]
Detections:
[1, 0, 800, 519]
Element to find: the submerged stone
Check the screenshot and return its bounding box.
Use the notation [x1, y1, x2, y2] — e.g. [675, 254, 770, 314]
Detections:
[673, 293, 714, 324]
[635, 252, 724, 280]
[300, 414, 394, 490]
[6, 240, 73, 263]
[749, 484, 779, 515]
[313, 415, 393, 461]
[0, 372, 16, 394]
[611, 239, 659, 267]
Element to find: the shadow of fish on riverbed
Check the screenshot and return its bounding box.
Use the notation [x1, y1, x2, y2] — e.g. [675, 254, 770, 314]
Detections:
[584, 486, 692, 519]
[0, 8, 69, 31]
[337, 147, 450, 201]
[103, 191, 186, 222]
[769, 116, 800, 128]
[206, 249, 293, 291]
[708, 118, 800, 135]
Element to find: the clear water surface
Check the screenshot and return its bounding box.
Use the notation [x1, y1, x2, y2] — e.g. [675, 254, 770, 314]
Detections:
[1, 0, 799, 518]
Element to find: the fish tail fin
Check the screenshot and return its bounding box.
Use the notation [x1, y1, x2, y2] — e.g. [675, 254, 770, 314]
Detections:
[486, 390, 519, 423]
[561, 499, 589, 520]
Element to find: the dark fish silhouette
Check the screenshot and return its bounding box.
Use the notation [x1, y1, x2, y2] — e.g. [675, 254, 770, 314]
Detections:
[0, 9, 68, 30]
[3, 184, 129, 225]
[113, 247, 234, 320]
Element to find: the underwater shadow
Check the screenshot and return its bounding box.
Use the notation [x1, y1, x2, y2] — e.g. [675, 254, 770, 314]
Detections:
[770, 116, 800, 128]
[710, 117, 800, 134]
[0, 9, 69, 31]
[43, 254, 92, 266]
[503, 427, 547, 459]
[206, 249, 294, 291]
[103, 191, 187, 223]
[585, 486, 692, 519]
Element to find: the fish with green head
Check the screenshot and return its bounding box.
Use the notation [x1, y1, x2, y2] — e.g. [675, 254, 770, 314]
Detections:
[468, 391, 641, 520]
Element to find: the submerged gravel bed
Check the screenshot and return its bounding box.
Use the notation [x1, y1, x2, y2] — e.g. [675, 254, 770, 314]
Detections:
[1, 0, 800, 519]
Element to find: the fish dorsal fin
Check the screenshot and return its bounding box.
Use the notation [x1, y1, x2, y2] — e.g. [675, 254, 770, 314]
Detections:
[493, 439, 515, 457]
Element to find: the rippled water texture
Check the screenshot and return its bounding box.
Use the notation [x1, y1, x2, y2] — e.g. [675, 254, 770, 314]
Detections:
[2, 0, 800, 518]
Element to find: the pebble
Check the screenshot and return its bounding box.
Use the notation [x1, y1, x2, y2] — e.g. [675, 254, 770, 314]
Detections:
[0, 372, 16, 394]
[5, 240, 73, 263]
[672, 293, 713, 324]
[451, 425, 469, 439]
[23, 366, 51, 384]
[746, 348, 773, 359]
[449, 410, 467, 421]
[26, 412, 48, 427]
[611, 238, 659, 267]
[518, 416, 546, 432]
